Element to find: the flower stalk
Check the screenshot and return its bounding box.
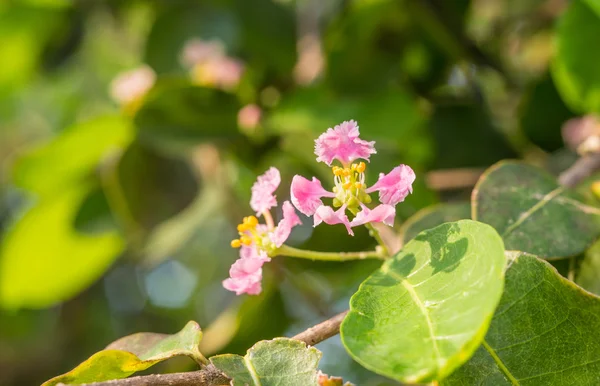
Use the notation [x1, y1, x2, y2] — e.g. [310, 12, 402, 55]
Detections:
[276, 244, 386, 261]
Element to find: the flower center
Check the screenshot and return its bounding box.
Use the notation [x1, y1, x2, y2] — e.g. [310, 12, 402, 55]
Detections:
[231, 216, 260, 248]
[331, 162, 372, 209]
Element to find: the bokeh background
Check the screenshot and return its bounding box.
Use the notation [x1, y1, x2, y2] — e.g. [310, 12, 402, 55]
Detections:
[0, 0, 593, 384]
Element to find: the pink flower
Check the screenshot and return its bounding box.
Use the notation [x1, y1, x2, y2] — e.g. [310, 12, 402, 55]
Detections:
[110, 65, 156, 105]
[290, 176, 335, 216]
[238, 104, 262, 130]
[224, 167, 302, 295]
[291, 121, 415, 235]
[250, 167, 281, 215]
[366, 165, 416, 206]
[180, 38, 225, 68]
[314, 120, 376, 166]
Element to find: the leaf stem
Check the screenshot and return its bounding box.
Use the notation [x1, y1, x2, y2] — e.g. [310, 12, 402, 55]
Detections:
[364, 223, 390, 257]
[276, 245, 385, 261]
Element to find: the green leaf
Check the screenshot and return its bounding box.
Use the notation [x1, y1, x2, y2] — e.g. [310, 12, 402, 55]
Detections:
[134, 81, 240, 153]
[12, 115, 134, 196]
[0, 184, 123, 309]
[577, 239, 600, 295]
[43, 321, 205, 386]
[473, 161, 600, 259]
[341, 220, 506, 383]
[553, 0, 600, 113]
[399, 202, 471, 245]
[444, 252, 600, 385]
[210, 338, 322, 386]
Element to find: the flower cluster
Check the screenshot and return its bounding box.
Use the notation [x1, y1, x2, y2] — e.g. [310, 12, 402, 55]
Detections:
[109, 65, 156, 114]
[180, 38, 244, 91]
[223, 167, 301, 295]
[223, 121, 415, 296]
[291, 120, 415, 235]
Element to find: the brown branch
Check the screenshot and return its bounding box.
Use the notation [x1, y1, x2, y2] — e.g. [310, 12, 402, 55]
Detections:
[63, 365, 230, 386]
[292, 311, 349, 346]
[558, 153, 600, 188]
[426, 167, 485, 191]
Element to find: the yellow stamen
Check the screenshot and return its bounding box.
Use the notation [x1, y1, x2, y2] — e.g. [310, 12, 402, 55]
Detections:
[333, 166, 343, 176]
[237, 224, 248, 232]
[246, 216, 259, 226]
[231, 239, 242, 248]
[351, 163, 357, 170]
[342, 168, 351, 177]
[357, 162, 366, 173]
[240, 235, 253, 245]
[343, 181, 353, 190]
[355, 182, 363, 189]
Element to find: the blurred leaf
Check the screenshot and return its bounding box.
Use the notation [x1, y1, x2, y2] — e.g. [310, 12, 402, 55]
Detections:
[473, 161, 600, 259]
[210, 338, 322, 386]
[520, 74, 575, 152]
[553, 0, 600, 113]
[444, 252, 600, 385]
[144, 4, 238, 74]
[341, 220, 506, 383]
[577, 239, 600, 295]
[233, 0, 296, 76]
[13, 115, 134, 196]
[118, 141, 198, 230]
[43, 321, 205, 386]
[267, 87, 430, 166]
[429, 104, 516, 169]
[398, 202, 471, 244]
[0, 184, 123, 309]
[135, 81, 240, 153]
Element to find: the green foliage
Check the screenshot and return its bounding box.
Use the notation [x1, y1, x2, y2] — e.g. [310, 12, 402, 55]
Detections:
[444, 252, 600, 385]
[211, 338, 322, 386]
[399, 202, 471, 244]
[341, 220, 506, 383]
[0, 184, 123, 309]
[473, 161, 600, 259]
[43, 321, 205, 386]
[553, 0, 600, 114]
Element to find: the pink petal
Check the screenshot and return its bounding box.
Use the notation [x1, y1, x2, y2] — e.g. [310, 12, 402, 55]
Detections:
[350, 204, 396, 227]
[223, 276, 262, 295]
[271, 201, 302, 247]
[180, 38, 225, 68]
[366, 165, 415, 206]
[290, 175, 335, 216]
[110, 65, 156, 105]
[250, 167, 281, 215]
[238, 104, 262, 129]
[314, 205, 354, 236]
[239, 245, 269, 261]
[228, 256, 266, 279]
[314, 120, 376, 166]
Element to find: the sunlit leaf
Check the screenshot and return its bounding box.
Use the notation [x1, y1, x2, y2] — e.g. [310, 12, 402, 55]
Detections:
[553, 0, 600, 113]
[577, 239, 600, 295]
[13, 115, 134, 196]
[399, 202, 471, 245]
[444, 252, 600, 385]
[210, 338, 322, 386]
[0, 184, 123, 309]
[341, 220, 506, 383]
[473, 161, 600, 259]
[43, 321, 205, 386]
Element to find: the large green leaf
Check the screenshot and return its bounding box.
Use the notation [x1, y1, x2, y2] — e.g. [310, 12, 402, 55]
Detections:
[0, 184, 123, 309]
[134, 81, 240, 152]
[43, 321, 205, 386]
[473, 161, 600, 259]
[553, 0, 600, 113]
[210, 338, 321, 386]
[577, 239, 600, 296]
[399, 202, 471, 245]
[341, 220, 506, 383]
[12, 115, 134, 196]
[444, 252, 600, 385]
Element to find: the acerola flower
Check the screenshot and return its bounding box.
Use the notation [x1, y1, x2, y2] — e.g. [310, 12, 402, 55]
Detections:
[291, 121, 415, 235]
[180, 38, 225, 68]
[109, 65, 156, 113]
[238, 104, 262, 130]
[223, 167, 302, 295]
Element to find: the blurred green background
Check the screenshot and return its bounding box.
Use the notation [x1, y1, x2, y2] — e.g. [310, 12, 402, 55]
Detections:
[0, 0, 593, 384]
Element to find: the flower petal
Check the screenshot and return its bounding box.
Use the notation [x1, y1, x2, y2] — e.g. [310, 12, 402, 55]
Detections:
[350, 204, 396, 227]
[271, 201, 302, 247]
[223, 276, 262, 295]
[314, 120, 376, 166]
[290, 175, 335, 216]
[313, 205, 354, 236]
[366, 164, 415, 206]
[110, 65, 156, 105]
[223, 251, 267, 296]
[250, 167, 281, 215]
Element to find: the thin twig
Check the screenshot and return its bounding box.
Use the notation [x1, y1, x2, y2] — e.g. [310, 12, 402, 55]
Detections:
[558, 153, 600, 188]
[292, 311, 349, 346]
[64, 365, 230, 386]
